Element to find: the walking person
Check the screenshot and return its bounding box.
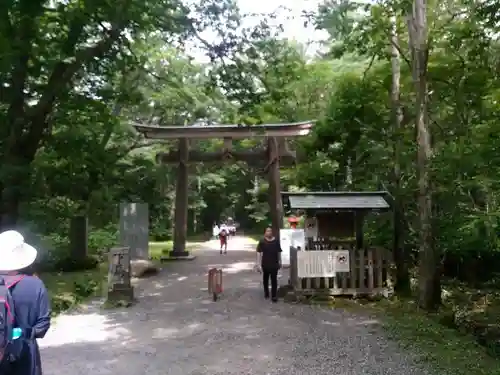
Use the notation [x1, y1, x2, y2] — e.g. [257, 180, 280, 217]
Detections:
[212, 223, 219, 240]
[219, 224, 228, 254]
[0, 230, 51, 375]
[256, 227, 282, 302]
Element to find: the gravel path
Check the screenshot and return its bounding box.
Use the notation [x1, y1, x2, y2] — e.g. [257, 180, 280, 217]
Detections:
[39, 237, 433, 375]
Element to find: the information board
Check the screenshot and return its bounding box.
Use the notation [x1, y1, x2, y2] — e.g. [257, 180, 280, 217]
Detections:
[297, 250, 350, 278]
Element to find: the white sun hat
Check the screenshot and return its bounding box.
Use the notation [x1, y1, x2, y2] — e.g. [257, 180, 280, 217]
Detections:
[0, 230, 38, 272]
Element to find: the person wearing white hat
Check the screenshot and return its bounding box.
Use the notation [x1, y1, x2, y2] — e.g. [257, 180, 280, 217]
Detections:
[0, 230, 51, 375]
[0, 231, 38, 274]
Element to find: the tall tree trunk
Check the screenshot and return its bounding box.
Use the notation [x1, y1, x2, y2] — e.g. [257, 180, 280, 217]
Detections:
[0, 124, 42, 229]
[0, 182, 22, 230]
[408, 0, 441, 310]
[390, 16, 410, 295]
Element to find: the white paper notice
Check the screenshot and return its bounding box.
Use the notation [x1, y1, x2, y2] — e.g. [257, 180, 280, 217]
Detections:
[304, 217, 318, 240]
[280, 229, 306, 266]
[297, 250, 351, 278]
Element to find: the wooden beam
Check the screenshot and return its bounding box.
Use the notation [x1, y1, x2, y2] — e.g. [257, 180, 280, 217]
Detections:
[157, 150, 266, 163]
[133, 121, 314, 139]
[156, 149, 297, 165]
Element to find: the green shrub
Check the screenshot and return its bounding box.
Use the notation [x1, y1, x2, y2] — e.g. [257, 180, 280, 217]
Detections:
[51, 296, 73, 315]
[73, 278, 100, 299]
[36, 234, 70, 272]
[41, 232, 70, 253]
[53, 255, 99, 272]
[151, 226, 171, 241]
[36, 225, 117, 271]
[49, 274, 104, 315]
[36, 234, 99, 272]
[88, 225, 118, 257]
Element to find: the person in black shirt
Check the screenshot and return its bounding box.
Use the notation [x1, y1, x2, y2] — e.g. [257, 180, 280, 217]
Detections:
[256, 227, 282, 302]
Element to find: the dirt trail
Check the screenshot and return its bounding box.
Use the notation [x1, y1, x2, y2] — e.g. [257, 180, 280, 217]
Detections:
[39, 236, 432, 375]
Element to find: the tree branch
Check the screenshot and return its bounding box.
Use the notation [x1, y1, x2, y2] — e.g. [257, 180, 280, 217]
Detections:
[362, 54, 377, 80]
[387, 33, 412, 70]
[23, 25, 124, 155]
[29, 27, 122, 121]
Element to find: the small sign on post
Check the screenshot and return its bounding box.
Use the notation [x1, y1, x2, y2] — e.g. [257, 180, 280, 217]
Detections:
[208, 268, 223, 301]
[334, 250, 350, 273]
[106, 247, 134, 307]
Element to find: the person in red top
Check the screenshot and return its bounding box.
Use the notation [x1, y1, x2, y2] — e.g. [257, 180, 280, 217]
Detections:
[219, 226, 228, 254]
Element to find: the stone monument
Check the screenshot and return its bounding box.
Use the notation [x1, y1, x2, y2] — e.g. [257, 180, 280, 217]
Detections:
[119, 202, 159, 278]
[106, 246, 134, 306]
[119, 202, 149, 259]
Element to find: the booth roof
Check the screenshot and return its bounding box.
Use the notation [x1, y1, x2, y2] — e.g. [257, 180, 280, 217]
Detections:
[281, 191, 390, 210]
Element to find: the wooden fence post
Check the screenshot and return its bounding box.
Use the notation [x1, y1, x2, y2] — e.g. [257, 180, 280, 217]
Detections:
[290, 246, 298, 289]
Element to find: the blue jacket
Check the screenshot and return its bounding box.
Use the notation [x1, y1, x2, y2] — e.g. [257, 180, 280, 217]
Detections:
[3, 275, 51, 375]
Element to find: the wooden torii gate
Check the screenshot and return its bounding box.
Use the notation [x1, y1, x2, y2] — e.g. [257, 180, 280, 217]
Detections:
[133, 121, 315, 258]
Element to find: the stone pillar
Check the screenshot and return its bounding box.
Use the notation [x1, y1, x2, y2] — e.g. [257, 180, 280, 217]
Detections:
[106, 247, 134, 306]
[267, 137, 283, 237]
[172, 138, 189, 256]
[70, 215, 88, 261]
[119, 203, 149, 259]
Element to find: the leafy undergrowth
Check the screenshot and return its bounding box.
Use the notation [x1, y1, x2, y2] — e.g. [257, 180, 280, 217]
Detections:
[379, 298, 500, 375]
[39, 263, 108, 316]
[439, 280, 500, 358]
[320, 294, 500, 375]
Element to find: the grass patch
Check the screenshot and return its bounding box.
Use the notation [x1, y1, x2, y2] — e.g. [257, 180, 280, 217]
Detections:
[325, 296, 500, 375]
[149, 238, 205, 260]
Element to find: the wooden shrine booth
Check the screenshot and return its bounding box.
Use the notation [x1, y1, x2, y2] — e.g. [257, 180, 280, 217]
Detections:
[281, 191, 393, 296]
[132, 121, 314, 258]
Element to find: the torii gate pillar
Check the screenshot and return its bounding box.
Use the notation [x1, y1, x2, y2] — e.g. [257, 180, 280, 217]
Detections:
[267, 137, 283, 237]
[171, 138, 190, 257]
